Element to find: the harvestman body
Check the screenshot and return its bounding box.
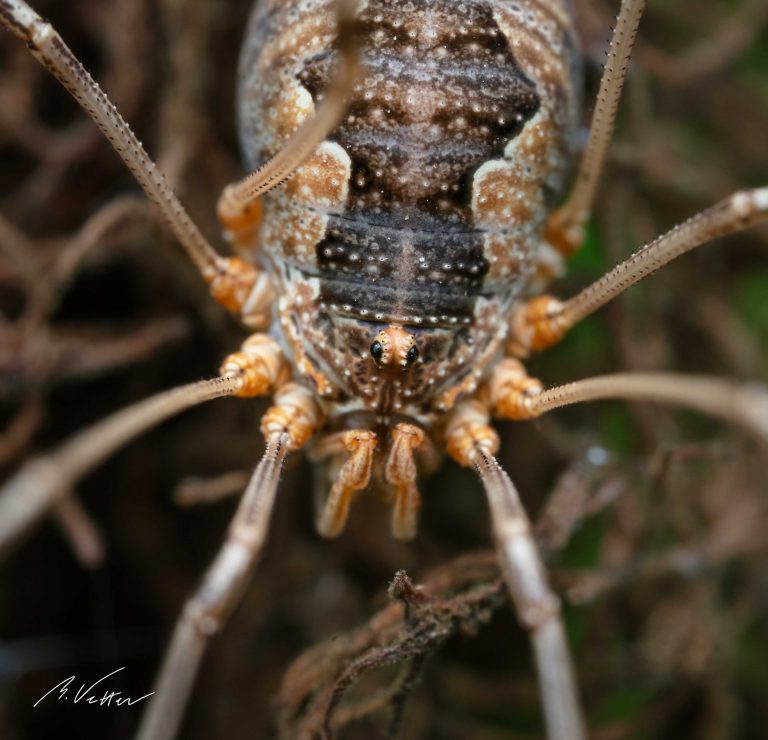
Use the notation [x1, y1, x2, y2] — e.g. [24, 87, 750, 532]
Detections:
[1, 0, 767, 738]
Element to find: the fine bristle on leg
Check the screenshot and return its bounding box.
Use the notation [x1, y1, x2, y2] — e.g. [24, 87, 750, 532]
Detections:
[135, 433, 290, 740]
[445, 405, 586, 740]
[513, 187, 768, 353]
[0, 0, 224, 280]
[216, 0, 362, 230]
[523, 372, 768, 444]
[544, 0, 646, 257]
[137, 384, 322, 740]
[0, 0, 285, 327]
[486, 360, 768, 445]
[473, 450, 586, 740]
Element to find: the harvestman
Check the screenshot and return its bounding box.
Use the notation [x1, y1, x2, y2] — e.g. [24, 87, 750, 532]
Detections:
[0, 1, 767, 739]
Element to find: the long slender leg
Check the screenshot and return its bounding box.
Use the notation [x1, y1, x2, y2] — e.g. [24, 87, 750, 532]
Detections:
[136, 383, 322, 740]
[384, 424, 427, 542]
[216, 0, 361, 237]
[311, 430, 378, 538]
[513, 187, 768, 353]
[0, 331, 287, 556]
[445, 405, 586, 740]
[544, 0, 646, 257]
[0, 0, 275, 327]
[0, 0, 354, 328]
[0, 375, 242, 556]
[0, 0, 222, 280]
[486, 358, 768, 444]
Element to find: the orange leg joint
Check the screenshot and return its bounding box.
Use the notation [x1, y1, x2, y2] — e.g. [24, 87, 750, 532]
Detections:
[217, 186, 263, 246]
[508, 295, 570, 356]
[543, 207, 585, 259]
[207, 257, 274, 328]
[486, 359, 544, 421]
[444, 400, 499, 469]
[219, 333, 290, 398]
[260, 383, 323, 452]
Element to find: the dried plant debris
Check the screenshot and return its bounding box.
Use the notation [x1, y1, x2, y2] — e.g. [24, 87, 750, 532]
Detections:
[277, 554, 505, 740]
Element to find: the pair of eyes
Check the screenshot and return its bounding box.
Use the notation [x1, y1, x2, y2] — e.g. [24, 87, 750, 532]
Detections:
[369, 341, 419, 366]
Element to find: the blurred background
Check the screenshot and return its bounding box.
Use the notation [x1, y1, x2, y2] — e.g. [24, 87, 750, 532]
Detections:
[1, 0, 767, 738]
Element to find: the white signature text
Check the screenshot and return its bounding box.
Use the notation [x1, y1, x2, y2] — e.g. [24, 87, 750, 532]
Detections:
[34, 667, 154, 708]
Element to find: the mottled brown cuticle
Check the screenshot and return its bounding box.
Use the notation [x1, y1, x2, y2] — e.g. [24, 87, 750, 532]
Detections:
[298, 1, 542, 227]
[237, 0, 581, 414]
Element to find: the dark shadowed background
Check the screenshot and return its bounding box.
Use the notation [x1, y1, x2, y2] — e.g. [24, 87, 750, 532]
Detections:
[1, 0, 768, 738]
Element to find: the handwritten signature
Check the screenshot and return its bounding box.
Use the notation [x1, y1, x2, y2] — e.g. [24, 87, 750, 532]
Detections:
[34, 667, 154, 708]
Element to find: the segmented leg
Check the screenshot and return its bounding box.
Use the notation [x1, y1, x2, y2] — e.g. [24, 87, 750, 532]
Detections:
[0, 0, 365, 329]
[219, 333, 290, 397]
[487, 360, 768, 443]
[0, 0, 277, 326]
[0, 332, 289, 556]
[207, 260, 275, 329]
[311, 430, 378, 538]
[0, 0, 222, 280]
[445, 404, 586, 740]
[385, 423, 427, 541]
[136, 383, 323, 740]
[0, 375, 243, 557]
[544, 0, 646, 257]
[513, 187, 768, 353]
[216, 0, 361, 243]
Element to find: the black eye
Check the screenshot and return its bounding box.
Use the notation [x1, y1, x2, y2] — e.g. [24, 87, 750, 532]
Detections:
[370, 340, 384, 363]
[406, 346, 419, 365]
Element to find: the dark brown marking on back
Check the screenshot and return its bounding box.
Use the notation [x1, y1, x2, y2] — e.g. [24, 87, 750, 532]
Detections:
[298, 0, 540, 229]
[296, 0, 542, 324]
